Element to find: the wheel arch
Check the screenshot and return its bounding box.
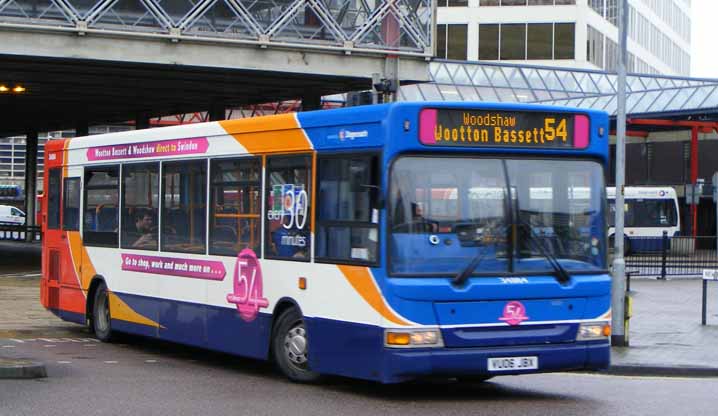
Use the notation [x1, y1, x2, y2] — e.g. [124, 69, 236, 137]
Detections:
[85, 275, 106, 322]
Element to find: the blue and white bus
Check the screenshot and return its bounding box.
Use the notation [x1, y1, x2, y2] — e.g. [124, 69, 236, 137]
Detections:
[607, 186, 680, 254]
[42, 102, 611, 384]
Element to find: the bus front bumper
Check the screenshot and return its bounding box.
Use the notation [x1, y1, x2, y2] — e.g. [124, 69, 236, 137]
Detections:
[381, 341, 610, 383]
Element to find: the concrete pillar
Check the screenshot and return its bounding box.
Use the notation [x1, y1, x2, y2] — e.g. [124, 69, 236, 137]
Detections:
[136, 112, 150, 130]
[208, 102, 226, 121]
[301, 94, 322, 111]
[24, 130, 38, 241]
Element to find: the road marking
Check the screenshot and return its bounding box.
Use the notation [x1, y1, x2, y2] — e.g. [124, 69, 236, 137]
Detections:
[104, 361, 118, 364]
[2, 345, 16, 348]
[84, 344, 97, 347]
[7, 338, 99, 344]
[57, 361, 71, 364]
[145, 360, 157, 363]
[43, 345, 56, 348]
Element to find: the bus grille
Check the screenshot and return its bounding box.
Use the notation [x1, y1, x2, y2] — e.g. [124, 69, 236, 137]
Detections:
[49, 250, 60, 281]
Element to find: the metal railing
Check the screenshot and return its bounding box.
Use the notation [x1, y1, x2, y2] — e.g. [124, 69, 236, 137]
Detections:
[0, 225, 41, 242]
[623, 233, 718, 278]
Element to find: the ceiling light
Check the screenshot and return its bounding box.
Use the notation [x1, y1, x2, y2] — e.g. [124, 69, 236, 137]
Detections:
[13, 85, 26, 93]
[0, 85, 8, 93]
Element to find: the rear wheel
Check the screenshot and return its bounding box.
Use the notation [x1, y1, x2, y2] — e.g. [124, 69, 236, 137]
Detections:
[271, 308, 320, 383]
[609, 235, 631, 257]
[92, 282, 114, 342]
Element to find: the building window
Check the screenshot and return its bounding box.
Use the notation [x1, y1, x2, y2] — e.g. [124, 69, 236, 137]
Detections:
[47, 168, 61, 230]
[265, 155, 312, 261]
[316, 155, 380, 264]
[501, 0, 526, 5]
[209, 157, 262, 256]
[587, 25, 604, 68]
[479, 24, 499, 60]
[83, 166, 119, 247]
[121, 163, 159, 251]
[554, 23, 575, 59]
[436, 24, 468, 60]
[479, 0, 499, 5]
[605, 37, 618, 72]
[438, 0, 468, 6]
[62, 177, 81, 231]
[161, 160, 207, 254]
[480, 23, 574, 61]
[500, 24, 526, 60]
[527, 23, 553, 59]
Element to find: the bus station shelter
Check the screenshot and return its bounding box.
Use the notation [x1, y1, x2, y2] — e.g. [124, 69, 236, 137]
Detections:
[401, 60, 718, 236]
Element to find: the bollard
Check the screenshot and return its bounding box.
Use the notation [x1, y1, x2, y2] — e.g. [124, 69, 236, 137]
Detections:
[659, 231, 668, 280]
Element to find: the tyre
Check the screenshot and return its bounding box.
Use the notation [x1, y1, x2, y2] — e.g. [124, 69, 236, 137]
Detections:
[271, 308, 320, 383]
[609, 235, 631, 257]
[92, 282, 114, 342]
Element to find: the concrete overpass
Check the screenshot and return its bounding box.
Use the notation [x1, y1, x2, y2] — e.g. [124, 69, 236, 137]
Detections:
[0, 0, 434, 230]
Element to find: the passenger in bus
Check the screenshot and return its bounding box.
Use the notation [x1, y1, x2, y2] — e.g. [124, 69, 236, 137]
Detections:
[129, 209, 156, 249]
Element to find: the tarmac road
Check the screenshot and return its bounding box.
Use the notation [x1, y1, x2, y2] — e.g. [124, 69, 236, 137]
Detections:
[1, 332, 716, 416]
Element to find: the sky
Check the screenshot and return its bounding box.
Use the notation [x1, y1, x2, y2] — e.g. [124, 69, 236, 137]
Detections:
[691, 0, 718, 78]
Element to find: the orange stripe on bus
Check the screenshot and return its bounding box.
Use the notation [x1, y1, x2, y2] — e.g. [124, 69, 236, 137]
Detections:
[337, 265, 410, 326]
[62, 139, 71, 178]
[67, 231, 96, 292]
[219, 114, 312, 154]
[108, 292, 161, 329]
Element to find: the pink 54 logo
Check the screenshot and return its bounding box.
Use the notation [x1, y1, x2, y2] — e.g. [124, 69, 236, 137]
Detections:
[226, 249, 269, 322]
[499, 301, 529, 326]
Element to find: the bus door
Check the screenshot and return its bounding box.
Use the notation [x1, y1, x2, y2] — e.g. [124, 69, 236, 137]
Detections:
[43, 167, 64, 311]
[62, 166, 86, 322]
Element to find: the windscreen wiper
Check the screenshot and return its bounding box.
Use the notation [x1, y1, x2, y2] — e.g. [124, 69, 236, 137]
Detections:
[519, 221, 571, 284]
[452, 249, 488, 287]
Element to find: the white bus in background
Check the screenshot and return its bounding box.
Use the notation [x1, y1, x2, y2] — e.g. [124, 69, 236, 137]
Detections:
[607, 187, 680, 254]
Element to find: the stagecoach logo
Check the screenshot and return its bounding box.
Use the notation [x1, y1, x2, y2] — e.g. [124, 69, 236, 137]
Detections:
[226, 249, 269, 322]
[328, 129, 369, 142]
[499, 301, 529, 326]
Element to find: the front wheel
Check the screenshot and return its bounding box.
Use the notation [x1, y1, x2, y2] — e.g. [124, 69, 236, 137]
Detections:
[92, 282, 114, 342]
[271, 308, 320, 383]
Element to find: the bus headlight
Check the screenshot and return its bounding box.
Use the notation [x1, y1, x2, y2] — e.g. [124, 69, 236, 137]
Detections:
[576, 322, 611, 341]
[385, 329, 444, 348]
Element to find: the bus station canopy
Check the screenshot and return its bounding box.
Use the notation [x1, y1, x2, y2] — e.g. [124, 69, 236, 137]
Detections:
[401, 60, 718, 129]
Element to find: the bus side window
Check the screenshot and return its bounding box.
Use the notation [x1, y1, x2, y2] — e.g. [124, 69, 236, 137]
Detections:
[83, 166, 119, 247]
[264, 155, 312, 261]
[121, 163, 159, 251]
[47, 168, 62, 230]
[209, 157, 261, 256]
[315, 154, 379, 264]
[62, 178, 81, 231]
[161, 160, 207, 254]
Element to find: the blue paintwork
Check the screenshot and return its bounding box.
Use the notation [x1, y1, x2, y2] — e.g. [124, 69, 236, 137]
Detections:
[114, 292, 271, 360]
[112, 291, 609, 383]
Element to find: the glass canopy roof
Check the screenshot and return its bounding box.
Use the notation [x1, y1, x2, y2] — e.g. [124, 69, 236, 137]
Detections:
[400, 60, 718, 117]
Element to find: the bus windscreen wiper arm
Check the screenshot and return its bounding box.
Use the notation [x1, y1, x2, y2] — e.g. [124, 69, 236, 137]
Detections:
[452, 249, 488, 287]
[520, 222, 571, 284]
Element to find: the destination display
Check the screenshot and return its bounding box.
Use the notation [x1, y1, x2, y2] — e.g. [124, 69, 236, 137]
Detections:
[419, 108, 589, 149]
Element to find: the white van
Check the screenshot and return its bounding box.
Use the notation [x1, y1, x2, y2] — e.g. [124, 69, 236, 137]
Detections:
[0, 205, 26, 225]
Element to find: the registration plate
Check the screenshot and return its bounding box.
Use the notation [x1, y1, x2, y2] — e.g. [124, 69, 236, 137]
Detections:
[487, 356, 538, 372]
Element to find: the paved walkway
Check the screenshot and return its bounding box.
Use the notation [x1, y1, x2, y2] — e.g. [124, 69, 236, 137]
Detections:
[610, 278, 718, 376]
